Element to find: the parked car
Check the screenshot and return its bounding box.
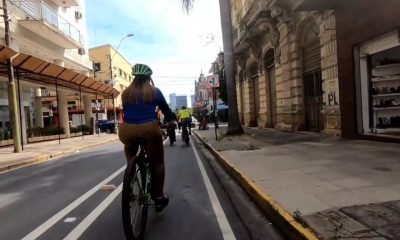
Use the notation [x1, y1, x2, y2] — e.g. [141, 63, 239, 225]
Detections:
[97, 120, 116, 133]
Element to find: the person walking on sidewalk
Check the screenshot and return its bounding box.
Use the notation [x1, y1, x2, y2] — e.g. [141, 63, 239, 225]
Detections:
[118, 63, 172, 212]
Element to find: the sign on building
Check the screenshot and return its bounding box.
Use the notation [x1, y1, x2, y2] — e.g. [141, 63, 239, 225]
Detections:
[93, 62, 101, 72]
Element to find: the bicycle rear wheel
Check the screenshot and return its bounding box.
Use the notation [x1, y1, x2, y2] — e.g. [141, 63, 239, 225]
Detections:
[185, 134, 190, 146]
[122, 156, 148, 240]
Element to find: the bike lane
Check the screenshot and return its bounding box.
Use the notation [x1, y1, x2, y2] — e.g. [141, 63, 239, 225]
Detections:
[2, 134, 281, 240]
[80, 137, 232, 240]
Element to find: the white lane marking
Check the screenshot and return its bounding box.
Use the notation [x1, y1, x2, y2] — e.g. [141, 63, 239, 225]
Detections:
[190, 138, 236, 240]
[63, 183, 123, 240]
[21, 166, 125, 240]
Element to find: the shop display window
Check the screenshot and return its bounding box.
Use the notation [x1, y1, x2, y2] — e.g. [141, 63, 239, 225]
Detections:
[369, 46, 400, 136]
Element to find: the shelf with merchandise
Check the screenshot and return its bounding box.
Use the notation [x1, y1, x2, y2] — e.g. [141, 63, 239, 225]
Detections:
[373, 128, 400, 134]
[373, 63, 400, 69]
[372, 93, 400, 98]
[371, 76, 400, 83]
[373, 106, 400, 111]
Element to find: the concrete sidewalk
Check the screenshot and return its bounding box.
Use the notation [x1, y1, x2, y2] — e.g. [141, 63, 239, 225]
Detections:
[0, 134, 118, 173]
[195, 127, 400, 239]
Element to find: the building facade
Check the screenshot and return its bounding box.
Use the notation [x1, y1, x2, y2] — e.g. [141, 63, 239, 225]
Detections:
[89, 44, 133, 121]
[298, 0, 400, 141]
[232, 0, 340, 136]
[0, 0, 97, 144]
[194, 73, 213, 110]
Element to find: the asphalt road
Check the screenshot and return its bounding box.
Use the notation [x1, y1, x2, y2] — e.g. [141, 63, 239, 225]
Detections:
[0, 133, 285, 240]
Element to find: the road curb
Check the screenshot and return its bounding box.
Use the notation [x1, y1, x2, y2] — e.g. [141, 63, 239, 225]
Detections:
[193, 131, 319, 240]
[0, 138, 118, 174]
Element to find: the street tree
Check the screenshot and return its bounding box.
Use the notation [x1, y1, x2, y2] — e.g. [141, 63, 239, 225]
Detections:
[182, 0, 243, 135]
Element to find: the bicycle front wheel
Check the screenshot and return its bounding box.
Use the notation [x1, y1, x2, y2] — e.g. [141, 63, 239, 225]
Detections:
[122, 156, 148, 240]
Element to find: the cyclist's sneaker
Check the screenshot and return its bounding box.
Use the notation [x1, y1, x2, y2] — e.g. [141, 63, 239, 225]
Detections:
[154, 195, 169, 212]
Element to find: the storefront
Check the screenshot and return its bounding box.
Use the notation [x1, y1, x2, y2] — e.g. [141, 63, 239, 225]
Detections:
[333, 0, 400, 141]
[296, 0, 400, 141]
[356, 31, 400, 138]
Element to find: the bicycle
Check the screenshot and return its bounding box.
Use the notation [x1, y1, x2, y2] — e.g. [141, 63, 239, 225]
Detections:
[122, 138, 151, 240]
[181, 120, 190, 146]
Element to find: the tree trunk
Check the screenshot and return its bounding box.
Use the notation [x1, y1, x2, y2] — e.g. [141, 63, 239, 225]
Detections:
[218, 0, 243, 135]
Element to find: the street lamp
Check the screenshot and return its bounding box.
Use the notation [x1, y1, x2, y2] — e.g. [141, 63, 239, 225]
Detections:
[111, 33, 134, 61]
[109, 33, 134, 134]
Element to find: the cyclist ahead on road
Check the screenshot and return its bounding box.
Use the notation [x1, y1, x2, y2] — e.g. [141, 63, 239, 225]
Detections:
[119, 63, 171, 212]
[178, 106, 192, 136]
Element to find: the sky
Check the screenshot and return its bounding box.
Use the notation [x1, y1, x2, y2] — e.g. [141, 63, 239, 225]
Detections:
[86, 0, 223, 105]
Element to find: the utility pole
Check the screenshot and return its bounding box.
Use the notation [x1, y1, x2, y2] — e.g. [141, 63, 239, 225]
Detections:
[92, 62, 100, 135]
[2, 0, 22, 152]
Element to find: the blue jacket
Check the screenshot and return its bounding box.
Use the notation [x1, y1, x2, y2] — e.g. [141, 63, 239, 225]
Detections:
[123, 88, 173, 124]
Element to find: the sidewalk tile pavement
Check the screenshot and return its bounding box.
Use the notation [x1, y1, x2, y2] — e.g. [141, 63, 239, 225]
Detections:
[195, 126, 400, 239]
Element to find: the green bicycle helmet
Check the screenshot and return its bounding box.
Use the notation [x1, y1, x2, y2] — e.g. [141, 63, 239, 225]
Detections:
[132, 63, 153, 76]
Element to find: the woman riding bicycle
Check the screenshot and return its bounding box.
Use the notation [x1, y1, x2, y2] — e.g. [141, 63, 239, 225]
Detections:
[119, 63, 171, 212]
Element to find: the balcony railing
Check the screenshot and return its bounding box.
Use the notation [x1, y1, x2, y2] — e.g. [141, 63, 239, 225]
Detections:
[232, 0, 269, 46]
[12, 0, 83, 46]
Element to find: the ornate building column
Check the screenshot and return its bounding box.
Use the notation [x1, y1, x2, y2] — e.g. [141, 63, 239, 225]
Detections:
[236, 50, 254, 127]
[319, 11, 341, 136]
[270, 2, 304, 131]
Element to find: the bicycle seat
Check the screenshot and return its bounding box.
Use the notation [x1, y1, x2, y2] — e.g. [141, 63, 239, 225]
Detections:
[132, 138, 147, 145]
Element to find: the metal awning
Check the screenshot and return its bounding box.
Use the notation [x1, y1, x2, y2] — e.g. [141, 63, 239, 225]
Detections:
[0, 44, 120, 98]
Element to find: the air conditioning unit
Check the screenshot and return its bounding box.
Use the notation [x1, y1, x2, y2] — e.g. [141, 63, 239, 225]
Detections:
[78, 48, 85, 55]
[75, 11, 83, 19]
[104, 80, 115, 85]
